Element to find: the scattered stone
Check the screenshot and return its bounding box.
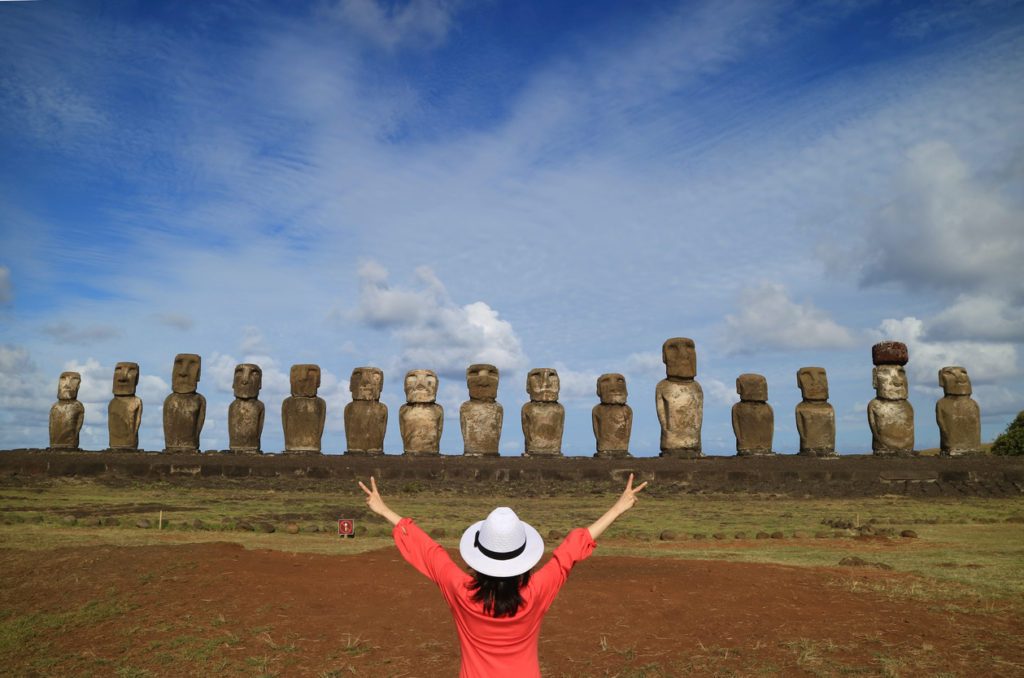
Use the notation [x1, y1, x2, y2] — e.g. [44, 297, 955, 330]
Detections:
[136, 518, 151, 529]
[82, 517, 101, 527]
[900, 529, 918, 538]
[61, 515, 76, 526]
[793, 531, 808, 539]
[691, 533, 707, 540]
[1005, 516, 1024, 524]
[303, 524, 319, 533]
[285, 523, 299, 534]
[659, 530, 677, 541]
[235, 522, 254, 532]
[833, 531, 844, 538]
[104, 517, 120, 526]
[259, 523, 276, 534]
[27, 515, 44, 524]
[755, 531, 769, 540]
[838, 555, 893, 570]
[814, 531, 829, 539]
[770, 531, 785, 539]
[733, 532, 747, 540]
[712, 532, 728, 540]
[430, 527, 447, 538]
[192, 518, 205, 529]
[548, 529, 564, 541]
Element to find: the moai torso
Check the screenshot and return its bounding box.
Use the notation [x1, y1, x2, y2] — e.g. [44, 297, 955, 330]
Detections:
[228, 364, 264, 453]
[868, 343, 914, 456]
[163, 354, 205, 453]
[344, 367, 387, 454]
[49, 372, 84, 449]
[461, 364, 503, 456]
[522, 368, 564, 456]
[108, 362, 142, 450]
[795, 367, 836, 457]
[732, 374, 774, 456]
[400, 369, 443, 455]
[936, 366, 981, 456]
[282, 364, 326, 453]
[593, 373, 632, 458]
[656, 337, 703, 458]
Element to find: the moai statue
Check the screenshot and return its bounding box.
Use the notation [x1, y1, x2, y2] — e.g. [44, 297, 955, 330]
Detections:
[936, 366, 981, 456]
[163, 354, 205, 453]
[108, 362, 142, 450]
[49, 371, 84, 450]
[228, 363, 264, 454]
[400, 369, 443, 455]
[655, 337, 704, 458]
[732, 374, 774, 456]
[344, 367, 387, 455]
[522, 368, 564, 456]
[592, 373, 632, 458]
[868, 342, 914, 456]
[460, 364, 502, 456]
[282, 364, 326, 454]
[795, 367, 836, 457]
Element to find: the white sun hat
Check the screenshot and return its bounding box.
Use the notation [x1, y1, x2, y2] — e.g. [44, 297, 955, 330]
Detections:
[459, 507, 545, 577]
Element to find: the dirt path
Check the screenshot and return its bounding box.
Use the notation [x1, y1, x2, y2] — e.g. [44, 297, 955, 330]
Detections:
[1, 541, 1021, 677]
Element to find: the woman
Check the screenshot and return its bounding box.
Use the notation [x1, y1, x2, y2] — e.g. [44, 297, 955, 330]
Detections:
[358, 473, 647, 678]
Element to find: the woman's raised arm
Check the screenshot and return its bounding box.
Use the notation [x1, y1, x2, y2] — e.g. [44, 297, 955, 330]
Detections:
[587, 473, 647, 540]
[359, 476, 404, 527]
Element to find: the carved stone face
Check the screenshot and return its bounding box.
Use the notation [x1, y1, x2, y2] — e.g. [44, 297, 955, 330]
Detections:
[290, 364, 321, 397]
[939, 366, 972, 396]
[466, 364, 499, 400]
[662, 337, 697, 378]
[736, 373, 768, 402]
[873, 365, 908, 400]
[597, 373, 628, 404]
[404, 369, 438, 403]
[112, 362, 139, 396]
[350, 367, 383, 401]
[233, 364, 262, 399]
[527, 368, 560, 402]
[797, 367, 828, 401]
[171, 354, 201, 394]
[58, 372, 81, 400]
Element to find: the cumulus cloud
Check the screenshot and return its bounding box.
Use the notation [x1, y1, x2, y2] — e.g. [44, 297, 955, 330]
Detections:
[721, 281, 860, 355]
[877, 316, 1018, 386]
[625, 351, 664, 378]
[862, 141, 1024, 303]
[40, 321, 120, 344]
[0, 265, 11, 304]
[352, 260, 527, 378]
[925, 294, 1024, 343]
[326, 0, 458, 51]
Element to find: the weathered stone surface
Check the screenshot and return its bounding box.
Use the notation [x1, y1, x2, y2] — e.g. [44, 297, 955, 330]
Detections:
[593, 373, 632, 458]
[229, 364, 264, 454]
[460, 364, 502, 456]
[872, 341, 908, 366]
[49, 371, 84, 450]
[732, 373, 773, 456]
[936, 366, 981, 456]
[795, 366, 836, 457]
[282, 364, 326, 454]
[869, 364, 914, 456]
[345, 367, 387, 455]
[400, 369, 443, 455]
[522, 368, 564, 456]
[656, 338, 703, 458]
[108, 362, 142, 450]
[163, 354, 205, 453]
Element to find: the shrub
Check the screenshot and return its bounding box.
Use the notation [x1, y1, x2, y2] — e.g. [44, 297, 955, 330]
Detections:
[991, 410, 1024, 456]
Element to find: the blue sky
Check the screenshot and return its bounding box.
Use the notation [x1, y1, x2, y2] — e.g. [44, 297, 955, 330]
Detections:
[1, 0, 1022, 456]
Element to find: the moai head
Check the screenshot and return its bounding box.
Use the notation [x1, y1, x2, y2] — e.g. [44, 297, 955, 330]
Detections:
[466, 364, 499, 401]
[736, 373, 768, 402]
[233, 363, 262, 399]
[873, 364, 908, 400]
[797, 367, 828, 401]
[171, 353, 201, 394]
[939, 366, 972, 396]
[58, 372, 81, 400]
[350, 367, 384, 401]
[527, 368, 560, 402]
[662, 337, 697, 378]
[404, 369, 438, 404]
[597, 373, 628, 405]
[112, 362, 139, 396]
[290, 364, 321, 397]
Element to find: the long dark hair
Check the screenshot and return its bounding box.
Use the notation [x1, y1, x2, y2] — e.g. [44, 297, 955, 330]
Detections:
[468, 569, 532, 618]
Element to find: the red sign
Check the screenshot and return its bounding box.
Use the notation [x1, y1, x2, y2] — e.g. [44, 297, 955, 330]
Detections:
[338, 519, 355, 537]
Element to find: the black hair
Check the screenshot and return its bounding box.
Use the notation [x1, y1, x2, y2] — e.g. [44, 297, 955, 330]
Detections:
[467, 569, 532, 618]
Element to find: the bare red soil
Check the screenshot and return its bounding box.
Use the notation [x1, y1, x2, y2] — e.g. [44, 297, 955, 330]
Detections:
[2, 539, 1021, 677]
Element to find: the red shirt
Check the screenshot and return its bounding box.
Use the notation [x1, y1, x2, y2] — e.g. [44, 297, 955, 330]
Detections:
[393, 518, 596, 678]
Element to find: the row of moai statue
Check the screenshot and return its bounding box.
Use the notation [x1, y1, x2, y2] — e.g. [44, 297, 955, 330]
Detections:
[47, 339, 983, 457]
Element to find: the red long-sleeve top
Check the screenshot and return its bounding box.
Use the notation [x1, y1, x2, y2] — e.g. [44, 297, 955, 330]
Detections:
[392, 517, 596, 678]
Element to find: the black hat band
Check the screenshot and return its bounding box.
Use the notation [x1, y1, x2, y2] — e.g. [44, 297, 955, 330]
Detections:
[474, 530, 527, 561]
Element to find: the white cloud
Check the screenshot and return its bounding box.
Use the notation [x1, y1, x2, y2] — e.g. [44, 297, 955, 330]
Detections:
[40, 321, 120, 344]
[925, 293, 1024, 343]
[326, 0, 458, 51]
[154, 313, 195, 330]
[704, 378, 739, 407]
[877, 316, 1018, 386]
[721, 281, 860, 354]
[352, 260, 527, 378]
[0, 265, 11, 304]
[625, 351, 664, 378]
